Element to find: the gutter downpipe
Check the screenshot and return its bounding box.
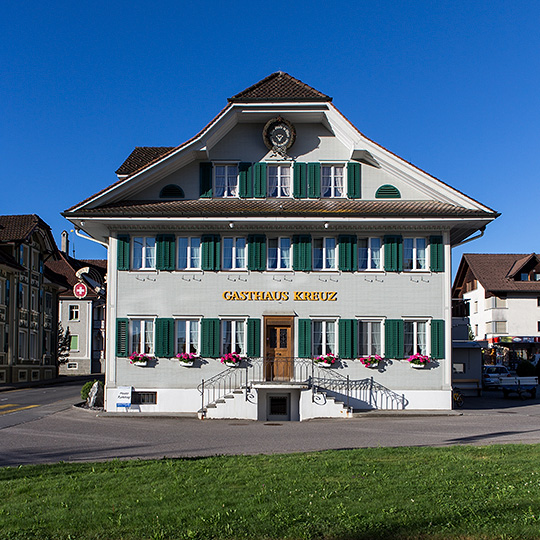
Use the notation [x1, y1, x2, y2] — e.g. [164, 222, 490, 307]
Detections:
[74, 227, 109, 248]
[453, 226, 486, 248]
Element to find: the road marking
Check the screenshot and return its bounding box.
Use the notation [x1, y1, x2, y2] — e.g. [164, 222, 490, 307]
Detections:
[0, 404, 40, 415]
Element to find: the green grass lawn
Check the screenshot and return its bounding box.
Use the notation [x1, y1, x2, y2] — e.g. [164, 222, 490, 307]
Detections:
[2, 445, 540, 539]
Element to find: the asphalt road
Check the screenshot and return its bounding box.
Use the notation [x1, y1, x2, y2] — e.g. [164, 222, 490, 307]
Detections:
[2, 382, 540, 467]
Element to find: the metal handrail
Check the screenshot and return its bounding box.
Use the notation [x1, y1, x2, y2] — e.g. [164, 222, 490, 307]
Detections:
[198, 358, 407, 415]
[198, 364, 248, 414]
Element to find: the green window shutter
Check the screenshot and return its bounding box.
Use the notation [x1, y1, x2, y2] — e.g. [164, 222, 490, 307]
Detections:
[239, 162, 253, 198]
[248, 234, 266, 271]
[339, 319, 357, 359]
[384, 235, 403, 272]
[201, 318, 220, 358]
[201, 234, 221, 271]
[199, 162, 213, 198]
[298, 319, 312, 358]
[117, 235, 130, 271]
[247, 319, 261, 357]
[156, 235, 175, 271]
[155, 318, 174, 357]
[293, 162, 307, 198]
[307, 163, 321, 198]
[253, 163, 267, 198]
[338, 235, 358, 272]
[430, 236, 444, 272]
[385, 319, 404, 359]
[431, 319, 445, 359]
[116, 318, 129, 357]
[347, 162, 361, 199]
[292, 234, 312, 272]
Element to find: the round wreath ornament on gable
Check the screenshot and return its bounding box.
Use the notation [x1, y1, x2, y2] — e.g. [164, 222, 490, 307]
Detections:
[263, 116, 296, 157]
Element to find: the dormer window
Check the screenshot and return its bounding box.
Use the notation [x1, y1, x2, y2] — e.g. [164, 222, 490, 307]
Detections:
[321, 165, 344, 198]
[215, 165, 238, 198]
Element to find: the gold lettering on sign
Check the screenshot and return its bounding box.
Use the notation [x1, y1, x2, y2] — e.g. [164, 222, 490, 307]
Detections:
[223, 291, 337, 301]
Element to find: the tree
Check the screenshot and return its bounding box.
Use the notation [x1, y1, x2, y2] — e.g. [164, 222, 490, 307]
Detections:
[57, 322, 71, 364]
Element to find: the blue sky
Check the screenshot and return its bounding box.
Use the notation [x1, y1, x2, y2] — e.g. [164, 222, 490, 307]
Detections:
[2, 0, 539, 275]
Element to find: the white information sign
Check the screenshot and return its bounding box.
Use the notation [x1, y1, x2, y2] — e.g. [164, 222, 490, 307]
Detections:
[116, 386, 132, 409]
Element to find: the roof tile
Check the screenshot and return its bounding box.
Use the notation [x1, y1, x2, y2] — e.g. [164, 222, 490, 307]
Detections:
[228, 71, 331, 102]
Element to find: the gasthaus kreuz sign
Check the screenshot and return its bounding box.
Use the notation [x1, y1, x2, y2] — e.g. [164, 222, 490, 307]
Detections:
[222, 291, 338, 301]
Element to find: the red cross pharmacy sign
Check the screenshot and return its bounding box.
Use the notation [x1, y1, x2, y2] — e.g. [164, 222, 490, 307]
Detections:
[73, 282, 88, 299]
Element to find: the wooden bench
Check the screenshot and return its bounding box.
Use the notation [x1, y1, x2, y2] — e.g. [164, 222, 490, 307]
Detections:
[453, 379, 482, 396]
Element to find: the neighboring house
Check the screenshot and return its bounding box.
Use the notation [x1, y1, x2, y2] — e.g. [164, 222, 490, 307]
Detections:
[453, 253, 540, 364]
[0, 215, 62, 384]
[45, 232, 107, 375]
[63, 72, 498, 419]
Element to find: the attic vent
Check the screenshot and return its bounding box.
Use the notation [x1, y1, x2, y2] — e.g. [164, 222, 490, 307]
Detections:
[375, 184, 401, 199]
[160, 184, 185, 199]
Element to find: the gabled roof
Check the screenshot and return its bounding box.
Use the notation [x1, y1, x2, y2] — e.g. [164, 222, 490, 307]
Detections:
[115, 147, 175, 176]
[454, 253, 540, 294]
[228, 71, 331, 103]
[0, 214, 51, 243]
[45, 252, 107, 298]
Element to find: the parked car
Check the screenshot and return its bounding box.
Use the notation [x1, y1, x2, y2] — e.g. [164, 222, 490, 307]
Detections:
[483, 365, 512, 388]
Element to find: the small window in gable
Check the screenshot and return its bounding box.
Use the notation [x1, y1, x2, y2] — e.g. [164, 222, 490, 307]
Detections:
[375, 184, 401, 199]
[160, 184, 185, 199]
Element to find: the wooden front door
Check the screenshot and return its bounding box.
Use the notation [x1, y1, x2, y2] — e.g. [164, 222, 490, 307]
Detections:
[264, 316, 294, 381]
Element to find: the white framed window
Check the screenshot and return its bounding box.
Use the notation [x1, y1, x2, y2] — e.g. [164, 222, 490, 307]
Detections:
[321, 165, 344, 198]
[358, 238, 382, 270]
[221, 319, 245, 355]
[313, 238, 336, 270]
[403, 238, 427, 270]
[267, 237, 291, 270]
[18, 330, 27, 360]
[45, 292, 52, 313]
[31, 249, 39, 272]
[223, 237, 246, 270]
[69, 304, 80, 321]
[130, 319, 154, 355]
[19, 284, 27, 309]
[312, 320, 337, 356]
[214, 164, 239, 198]
[69, 335, 79, 352]
[132, 237, 156, 270]
[30, 332, 38, 360]
[20, 245, 28, 268]
[404, 320, 427, 356]
[177, 237, 201, 270]
[176, 320, 200, 354]
[268, 165, 291, 197]
[358, 320, 383, 356]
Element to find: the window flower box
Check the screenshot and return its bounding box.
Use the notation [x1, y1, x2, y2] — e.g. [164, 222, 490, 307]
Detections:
[129, 353, 152, 367]
[407, 354, 431, 368]
[176, 352, 199, 367]
[220, 352, 242, 367]
[314, 353, 337, 367]
[359, 355, 383, 368]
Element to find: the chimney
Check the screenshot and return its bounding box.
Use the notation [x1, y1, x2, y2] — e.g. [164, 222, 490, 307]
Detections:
[61, 230, 69, 254]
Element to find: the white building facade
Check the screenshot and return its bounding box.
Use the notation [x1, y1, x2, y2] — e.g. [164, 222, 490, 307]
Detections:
[453, 253, 540, 362]
[64, 73, 498, 419]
